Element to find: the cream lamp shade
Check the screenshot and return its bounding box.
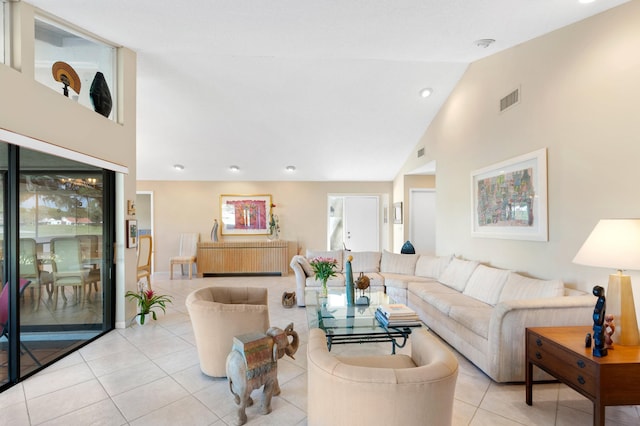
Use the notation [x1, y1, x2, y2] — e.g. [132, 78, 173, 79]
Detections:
[573, 219, 640, 345]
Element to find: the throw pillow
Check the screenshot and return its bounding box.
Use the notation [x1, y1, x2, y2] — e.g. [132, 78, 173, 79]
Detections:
[415, 254, 453, 279]
[438, 258, 479, 292]
[499, 273, 565, 302]
[380, 250, 419, 275]
[347, 251, 381, 273]
[297, 256, 314, 276]
[462, 265, 511, 306]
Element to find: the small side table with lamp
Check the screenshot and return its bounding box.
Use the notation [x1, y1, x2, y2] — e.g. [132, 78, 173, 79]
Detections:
[526, 219, 640, 426]
[572, 218, 640, 346]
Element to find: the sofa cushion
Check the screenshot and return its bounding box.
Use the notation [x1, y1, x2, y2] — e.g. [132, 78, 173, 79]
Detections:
[307, 249, 344, 273]
[499, 273, 565, 302]
[448, 306, 492, 339]
[463, 265, 511, 306]
[408, 281, 461, 295]
[380, 251, 419, 275]
[347, 251, 381, 273]
[417, 292, 488, 317]
[296, 255, 314, 276]
[383, 274, 431, 290]
[438, 258, 479, 292]
[414, 254, 453, 279]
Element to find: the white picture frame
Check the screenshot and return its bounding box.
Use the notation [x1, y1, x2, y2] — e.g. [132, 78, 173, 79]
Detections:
[471, 148, 548, 241]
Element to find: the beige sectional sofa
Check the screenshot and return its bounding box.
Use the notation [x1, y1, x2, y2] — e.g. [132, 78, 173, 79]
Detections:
[290, 249, 596, 382]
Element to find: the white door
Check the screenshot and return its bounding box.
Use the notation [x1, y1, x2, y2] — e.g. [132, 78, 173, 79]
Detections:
[409, 189, 436, 254]
[344, 196, 379, 252]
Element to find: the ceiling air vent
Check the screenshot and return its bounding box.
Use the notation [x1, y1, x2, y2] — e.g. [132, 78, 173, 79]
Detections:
[417, 147, 425, 158]
[500, 88, 520, 112]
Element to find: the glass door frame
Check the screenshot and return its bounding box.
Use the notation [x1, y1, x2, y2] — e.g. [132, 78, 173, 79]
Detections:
[0, 144, 116, 390]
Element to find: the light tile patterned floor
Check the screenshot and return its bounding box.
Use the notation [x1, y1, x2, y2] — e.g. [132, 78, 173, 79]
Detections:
[1, 274, 639, 425]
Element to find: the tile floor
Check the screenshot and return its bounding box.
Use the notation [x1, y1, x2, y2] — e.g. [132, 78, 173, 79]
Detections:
[1, 274, 639, 425]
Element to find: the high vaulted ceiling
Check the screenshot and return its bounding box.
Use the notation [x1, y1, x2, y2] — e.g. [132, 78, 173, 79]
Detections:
[27, 0, 629, 181]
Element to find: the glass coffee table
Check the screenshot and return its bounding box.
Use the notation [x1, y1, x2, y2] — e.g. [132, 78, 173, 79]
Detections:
[305, 288, 420, 354]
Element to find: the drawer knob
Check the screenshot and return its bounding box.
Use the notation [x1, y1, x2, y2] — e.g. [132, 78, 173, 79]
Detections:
[535, 351, 542, 360]
[536, 338, 543, 347]
[577, 375, 585, 385]
[577, 360, 586, 368]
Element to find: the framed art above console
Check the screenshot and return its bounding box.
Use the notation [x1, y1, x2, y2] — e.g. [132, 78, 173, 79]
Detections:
[220, 194, 271, 236]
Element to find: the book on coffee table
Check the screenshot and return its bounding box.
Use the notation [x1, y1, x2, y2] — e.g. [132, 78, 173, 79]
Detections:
[377, 303, 419, 320]
[375, 309, 422, 328]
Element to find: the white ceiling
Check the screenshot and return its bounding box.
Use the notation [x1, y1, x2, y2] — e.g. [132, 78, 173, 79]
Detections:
[27, 0, 629, 181]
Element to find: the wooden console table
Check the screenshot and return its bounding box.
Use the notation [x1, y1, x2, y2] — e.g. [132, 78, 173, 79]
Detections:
[196, 240, 296, 277]
[526, 326, 640, 426]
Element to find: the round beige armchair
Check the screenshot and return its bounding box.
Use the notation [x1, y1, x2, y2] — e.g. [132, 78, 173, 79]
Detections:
[307, 327, 459, 426]
[186, 286, 270, 377]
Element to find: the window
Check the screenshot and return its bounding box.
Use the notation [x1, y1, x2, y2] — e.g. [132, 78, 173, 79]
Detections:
[34, 16, 117, 119]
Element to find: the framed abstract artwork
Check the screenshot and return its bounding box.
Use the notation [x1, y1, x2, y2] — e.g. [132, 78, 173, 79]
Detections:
[220, 194, 272, 235]
[471, 148, 548, 241]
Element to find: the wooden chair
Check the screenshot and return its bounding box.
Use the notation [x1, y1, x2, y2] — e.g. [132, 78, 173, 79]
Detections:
[137, 235, 152, 288]
[170, 233, 199, 279]
[19, 238, 52, 311]
[77, 234, 101, 299]
[50, 237, 91, 309]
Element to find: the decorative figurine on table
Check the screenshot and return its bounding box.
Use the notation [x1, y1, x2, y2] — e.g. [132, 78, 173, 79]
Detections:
[592, 285, 608, 357]
[355, 272, 371, 305]
[211, 219, 219, 242]
[604, 314, 615, 349]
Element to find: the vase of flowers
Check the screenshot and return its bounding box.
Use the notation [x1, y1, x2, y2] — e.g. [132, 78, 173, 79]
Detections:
[268, 203, 280, 240]
[310, 257, 338, 297]
[125, 284, 173, 325]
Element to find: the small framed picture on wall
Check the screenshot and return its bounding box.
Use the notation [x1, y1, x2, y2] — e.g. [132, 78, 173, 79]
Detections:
[127, 219, 138, 248]
[393, 202, 403, 224]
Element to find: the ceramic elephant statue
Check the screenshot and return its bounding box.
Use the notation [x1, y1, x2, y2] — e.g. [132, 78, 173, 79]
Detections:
[226, 323, 299, 425]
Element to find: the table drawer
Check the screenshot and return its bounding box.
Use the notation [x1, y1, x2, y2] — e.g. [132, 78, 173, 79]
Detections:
[528, 334, 596, 396]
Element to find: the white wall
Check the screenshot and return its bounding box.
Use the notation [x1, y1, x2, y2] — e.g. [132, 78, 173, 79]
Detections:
[400, 2, 640, 300]
[0, 3, 138, 325]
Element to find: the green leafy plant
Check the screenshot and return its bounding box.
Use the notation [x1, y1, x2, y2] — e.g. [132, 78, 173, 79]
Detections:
[125, 288, 172, 324]
[310, 257, 338, 283]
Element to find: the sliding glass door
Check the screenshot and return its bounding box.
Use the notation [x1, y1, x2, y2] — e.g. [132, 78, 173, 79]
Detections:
[0, 143, 115, 388]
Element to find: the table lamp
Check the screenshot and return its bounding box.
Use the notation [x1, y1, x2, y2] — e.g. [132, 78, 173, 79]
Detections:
[573, 219, 640, 346]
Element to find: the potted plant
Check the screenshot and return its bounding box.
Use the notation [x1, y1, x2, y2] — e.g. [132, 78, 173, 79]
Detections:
[310, 257, 338, 296]
[125, 285, 172, 325]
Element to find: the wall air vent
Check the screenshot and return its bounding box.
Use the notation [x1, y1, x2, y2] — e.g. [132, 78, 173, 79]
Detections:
[500, 88, 520, 112]
[417, 147, 425, 158]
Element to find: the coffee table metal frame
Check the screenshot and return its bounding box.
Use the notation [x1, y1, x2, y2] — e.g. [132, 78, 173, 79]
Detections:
[304, 288, 417, 354]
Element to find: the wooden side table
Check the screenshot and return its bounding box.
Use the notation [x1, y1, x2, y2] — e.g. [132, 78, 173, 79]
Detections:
[526, 326, 640, 426]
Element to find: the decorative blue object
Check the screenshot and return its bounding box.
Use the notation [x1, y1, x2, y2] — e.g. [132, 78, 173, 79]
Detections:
[345, 255, 355, 306]
[401, 241, 415, 254]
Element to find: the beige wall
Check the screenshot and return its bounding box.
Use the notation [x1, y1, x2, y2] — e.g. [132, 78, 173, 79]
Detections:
[0, 3, 138, 325]
[137, 180, 393, 273]
[399, 2, 640, 302]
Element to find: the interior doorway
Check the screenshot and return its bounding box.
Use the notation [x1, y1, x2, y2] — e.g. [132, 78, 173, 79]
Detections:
[328, 195, 379, 251]
[135, 191, 154, 272]
[409, 189, 436, 255]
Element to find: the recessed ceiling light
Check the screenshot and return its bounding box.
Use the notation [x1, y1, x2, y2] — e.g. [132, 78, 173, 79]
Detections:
[419, 88, 433, 98]
[173, 164, 184, 170]
[229, 165, 240, 172]
[578, 0, 595, 3]
[285, 165, 296, 172]
[475, 38, 495, 48]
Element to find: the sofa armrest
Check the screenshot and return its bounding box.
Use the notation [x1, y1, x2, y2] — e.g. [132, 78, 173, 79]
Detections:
[487, 295, 596, 382]
[290, 255, 310, 307]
